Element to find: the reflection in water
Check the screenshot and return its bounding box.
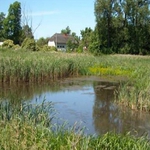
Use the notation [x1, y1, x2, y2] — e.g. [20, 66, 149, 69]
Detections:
[93, 81, 120, 135]
[0, 80, 81, 103]
[0, 77, 150, 136]
[93, 81, 150, 137]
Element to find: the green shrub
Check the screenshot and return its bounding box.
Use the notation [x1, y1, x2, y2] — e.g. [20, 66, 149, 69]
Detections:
[76, 45, 83, 53]
[2, 39, 14, 48]
[41, 45, 57, 51]
[22, 38, 37, 51]
[13, 44, 21, 50]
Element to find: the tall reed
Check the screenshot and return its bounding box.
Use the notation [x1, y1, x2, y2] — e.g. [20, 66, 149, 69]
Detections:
[0, 100, 149, 149]
[0, 50, 96, 83]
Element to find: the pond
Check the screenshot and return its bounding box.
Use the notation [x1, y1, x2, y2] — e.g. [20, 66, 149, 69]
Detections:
[1, 76, 150, 137]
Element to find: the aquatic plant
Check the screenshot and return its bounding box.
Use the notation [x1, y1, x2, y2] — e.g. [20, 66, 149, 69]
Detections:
[0, 100, 149, 150]
[0, 50, 96, 83]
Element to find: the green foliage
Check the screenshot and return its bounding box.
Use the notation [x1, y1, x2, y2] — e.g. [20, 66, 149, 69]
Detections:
[80, 27, 93, 50]
[66, 32, 80, 52]
[89, 41, 100, 55]
[88, 28, 100, 55]
[21, 25, 33, 43]
[76, 45, 83, 53]
[94, 0, 150, 54]
[0, 100, 149, 149]
[3, 1, 22, 44]
[41, 45, 57, 51]
[66, 39, 78, 52]
[13, 44, 21, 50]
[0, 12, 5, 41]
[61, 26, 71, 35]
[36, 37, 48, 47]
[21, 38, 37, 51]
[2, 39, 14, 48]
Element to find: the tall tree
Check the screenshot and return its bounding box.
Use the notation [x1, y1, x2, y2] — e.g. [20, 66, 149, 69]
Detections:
[95, 0, 121, 53]
[3, 1, 22, 44]
[0, 12, 5, 41]
[94, 0, 150, 54]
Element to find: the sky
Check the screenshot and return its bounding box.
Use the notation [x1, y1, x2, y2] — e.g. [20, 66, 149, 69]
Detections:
[1, 0, 96, 39]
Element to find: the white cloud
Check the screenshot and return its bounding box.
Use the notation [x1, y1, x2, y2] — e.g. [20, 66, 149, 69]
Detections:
[28, 11, 59, 17]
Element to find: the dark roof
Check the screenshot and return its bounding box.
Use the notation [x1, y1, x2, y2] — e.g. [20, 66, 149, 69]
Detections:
[49, 33, 74, 44]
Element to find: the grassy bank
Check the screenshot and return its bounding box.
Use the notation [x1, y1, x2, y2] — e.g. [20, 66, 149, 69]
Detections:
[0, 101, 149, 150]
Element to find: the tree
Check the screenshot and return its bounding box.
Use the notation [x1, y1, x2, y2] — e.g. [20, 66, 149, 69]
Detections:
[36, 37, 48, 47]
[80, 27, 93, 50]
[61, 26, 71, 35]
[66, 32, 80, 52]
[21, 25, 33, 42]
[0, 12, 5, 41]
[94, 0, 150, 54]
[95, 0, 114, 49]
[3, 1, 22, 44]
[88, 27, 100, 55]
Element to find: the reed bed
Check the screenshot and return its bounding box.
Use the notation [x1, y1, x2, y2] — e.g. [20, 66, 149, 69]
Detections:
[0, 100, 149, 150]
[0, 50, 96, 83]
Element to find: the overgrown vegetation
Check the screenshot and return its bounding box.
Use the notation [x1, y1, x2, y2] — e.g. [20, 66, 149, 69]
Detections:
[0, 100, 149, 150]
[0, 49, 95, 83]
[94, 0, 150, 54]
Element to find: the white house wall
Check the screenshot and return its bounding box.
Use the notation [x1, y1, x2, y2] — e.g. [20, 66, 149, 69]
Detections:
[48, 41, 55, 47]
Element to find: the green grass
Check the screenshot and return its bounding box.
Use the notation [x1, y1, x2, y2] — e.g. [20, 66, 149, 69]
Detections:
[0, 101, 149, 150]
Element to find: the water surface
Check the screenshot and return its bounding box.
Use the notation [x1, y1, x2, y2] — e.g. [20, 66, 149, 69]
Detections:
[1, 76, 150, 136]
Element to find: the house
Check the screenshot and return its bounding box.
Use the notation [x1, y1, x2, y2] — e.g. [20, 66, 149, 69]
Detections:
[48, 33, 74, 51]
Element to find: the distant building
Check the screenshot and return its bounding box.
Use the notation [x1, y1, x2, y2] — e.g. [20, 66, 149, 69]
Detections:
[48, 33, 74, 51]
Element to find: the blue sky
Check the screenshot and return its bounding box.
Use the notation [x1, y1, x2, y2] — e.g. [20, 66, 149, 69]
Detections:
[1, 0, 96, 39]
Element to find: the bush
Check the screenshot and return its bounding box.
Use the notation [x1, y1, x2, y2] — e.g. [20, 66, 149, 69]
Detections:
[76, 45, 83, 53]
[13, 44, 21, 50]
[2, 40, 14, 48]
[22, 38, 37, 51]
[41, 45, 57, 51]
[89, 41, 100, 55]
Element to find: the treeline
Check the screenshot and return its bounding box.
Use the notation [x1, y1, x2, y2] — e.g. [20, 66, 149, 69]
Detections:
[0, 1, 150, 55]
[94, 0, 150, 54]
